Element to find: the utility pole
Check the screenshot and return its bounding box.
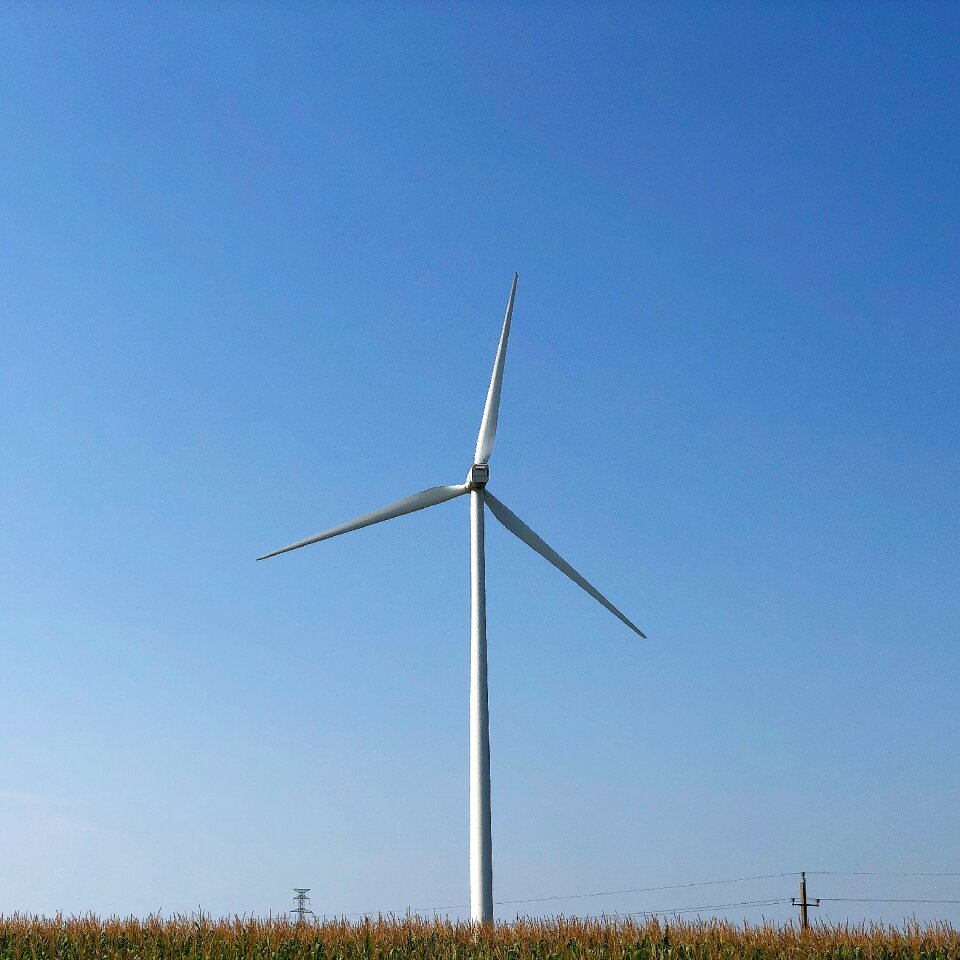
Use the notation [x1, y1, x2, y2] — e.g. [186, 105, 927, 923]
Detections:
[791, 872, 820, 930]
[290, 888, 314, 922]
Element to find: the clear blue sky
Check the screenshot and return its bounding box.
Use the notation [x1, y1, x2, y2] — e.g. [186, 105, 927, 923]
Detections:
[2, 1, 958, 926]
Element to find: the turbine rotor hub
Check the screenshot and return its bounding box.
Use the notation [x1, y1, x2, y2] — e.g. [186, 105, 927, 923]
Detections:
[468, 463, 490, 488]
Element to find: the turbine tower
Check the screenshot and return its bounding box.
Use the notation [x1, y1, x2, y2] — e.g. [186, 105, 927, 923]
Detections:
[258, 274, 646, 924]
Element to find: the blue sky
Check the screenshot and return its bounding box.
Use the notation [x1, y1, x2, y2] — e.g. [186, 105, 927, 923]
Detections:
[1, 1, 958, 926]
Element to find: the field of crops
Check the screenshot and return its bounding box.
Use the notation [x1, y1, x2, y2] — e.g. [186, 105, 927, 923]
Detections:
[1, 916, 958, 960]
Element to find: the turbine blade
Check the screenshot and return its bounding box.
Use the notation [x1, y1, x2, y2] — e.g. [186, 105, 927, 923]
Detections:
[484, 491, 647, 638]
[257, 484, 469, 561]
[474, 273, 519, 465]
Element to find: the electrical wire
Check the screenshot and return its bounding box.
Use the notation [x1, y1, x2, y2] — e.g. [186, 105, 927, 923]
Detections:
[409, 872, 799, 916]
[491, 872, 797, 909]
[819, 898, 960, 905]
[332, 869, 960, 921]
[809, 871, 960, 878]
[623, 898, 787, 918]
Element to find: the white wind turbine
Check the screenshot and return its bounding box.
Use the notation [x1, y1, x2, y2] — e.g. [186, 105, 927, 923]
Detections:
[258, 274, 646, 924]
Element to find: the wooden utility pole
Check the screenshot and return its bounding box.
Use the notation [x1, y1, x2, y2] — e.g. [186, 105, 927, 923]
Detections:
[791, 871, 821, 930]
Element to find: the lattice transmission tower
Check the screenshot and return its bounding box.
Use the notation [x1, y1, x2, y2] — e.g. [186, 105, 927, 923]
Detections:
[290, 888, 314, 922]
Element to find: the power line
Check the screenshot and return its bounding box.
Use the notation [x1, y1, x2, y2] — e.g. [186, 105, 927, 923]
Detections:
[338, 872, 797, 919]
[397, 873, 798, 917]
[596, 896, 960, 921]
[378, 871, 796, 916]
[573, 896, 960, 923]
[819, 898, 960, 905]
[584, 895, 960, 923]
[492, 872, 797, 909]
[332, 869, 960, 921]
[623, 898, 787, 919]
[809, 871, 960, 878]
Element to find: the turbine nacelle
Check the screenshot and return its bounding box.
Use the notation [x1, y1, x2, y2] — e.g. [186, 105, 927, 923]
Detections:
[467, 463, 490, 489]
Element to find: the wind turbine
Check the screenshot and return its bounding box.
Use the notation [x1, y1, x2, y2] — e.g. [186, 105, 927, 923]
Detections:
[257, 274, 646, 924]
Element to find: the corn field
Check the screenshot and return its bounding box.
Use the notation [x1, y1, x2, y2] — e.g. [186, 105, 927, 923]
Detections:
[0, 916, 958, 960]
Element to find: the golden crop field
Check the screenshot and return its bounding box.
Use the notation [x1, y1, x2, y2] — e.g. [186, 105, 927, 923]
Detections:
[1, 916, 958, 960]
